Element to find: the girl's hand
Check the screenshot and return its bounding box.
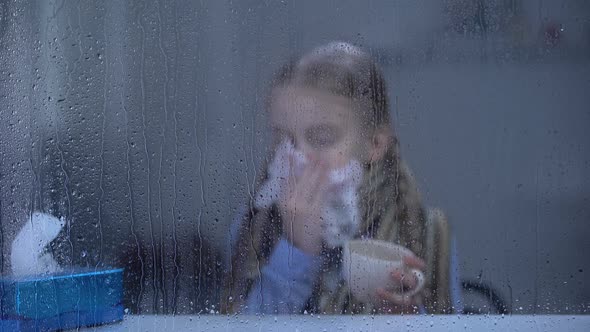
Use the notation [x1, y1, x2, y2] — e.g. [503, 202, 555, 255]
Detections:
[374, 254, 426, 314]
[279, 160, 328, 255]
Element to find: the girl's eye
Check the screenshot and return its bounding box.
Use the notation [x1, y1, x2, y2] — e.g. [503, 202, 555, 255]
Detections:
[272, 127, 294, 144]
[305, 124, 340, 149]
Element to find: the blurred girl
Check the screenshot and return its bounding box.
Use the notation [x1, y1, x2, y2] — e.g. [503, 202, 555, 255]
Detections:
[221, 42, 452, 315]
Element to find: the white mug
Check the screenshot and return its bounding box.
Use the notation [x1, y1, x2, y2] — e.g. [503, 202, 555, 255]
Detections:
[342, 239, 425, 304]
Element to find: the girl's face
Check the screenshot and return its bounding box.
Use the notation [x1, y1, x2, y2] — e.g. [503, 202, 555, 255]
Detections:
[269, 86, 372, 170]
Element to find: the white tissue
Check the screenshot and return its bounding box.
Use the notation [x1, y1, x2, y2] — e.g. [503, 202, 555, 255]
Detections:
[256, 140, 363, 248]
[11, 212, 65, 276]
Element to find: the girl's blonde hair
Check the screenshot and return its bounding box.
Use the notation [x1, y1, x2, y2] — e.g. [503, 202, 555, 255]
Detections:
[271, 42, 391, 134]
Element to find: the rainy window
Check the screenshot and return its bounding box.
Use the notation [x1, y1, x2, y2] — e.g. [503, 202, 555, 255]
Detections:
[1, 0, 589, 330]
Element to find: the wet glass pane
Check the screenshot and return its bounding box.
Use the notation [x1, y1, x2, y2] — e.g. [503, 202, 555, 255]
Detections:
[1, 0, 589, 330]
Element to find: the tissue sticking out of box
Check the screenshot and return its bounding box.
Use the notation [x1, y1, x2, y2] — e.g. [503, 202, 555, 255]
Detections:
[11, 212, 65, 276]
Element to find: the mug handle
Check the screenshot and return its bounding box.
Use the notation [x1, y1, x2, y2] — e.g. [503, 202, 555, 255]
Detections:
[385, 268, 425, 302]
[404, 269, 425, 297]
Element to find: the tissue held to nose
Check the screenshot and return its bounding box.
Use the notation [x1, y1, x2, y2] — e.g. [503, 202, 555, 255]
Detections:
[256, 139, 363, 248]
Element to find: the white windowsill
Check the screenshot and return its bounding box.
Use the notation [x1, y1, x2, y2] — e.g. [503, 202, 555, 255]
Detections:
[89, 314, 589, 331]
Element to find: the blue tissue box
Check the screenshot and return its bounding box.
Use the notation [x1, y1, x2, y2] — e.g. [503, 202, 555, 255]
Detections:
[1, 268, 123, 331]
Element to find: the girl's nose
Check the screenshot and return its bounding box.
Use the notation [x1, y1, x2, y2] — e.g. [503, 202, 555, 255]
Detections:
[305, 151, 319, 164]
[308, 154, 330, 170]
[296, 142, 322, 166]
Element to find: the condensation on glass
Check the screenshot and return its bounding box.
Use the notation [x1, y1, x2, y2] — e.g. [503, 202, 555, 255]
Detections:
[0, 0, 588, 318]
